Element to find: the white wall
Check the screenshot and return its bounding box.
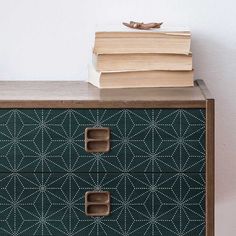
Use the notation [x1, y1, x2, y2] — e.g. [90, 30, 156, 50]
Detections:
[0, 0, 236, 234]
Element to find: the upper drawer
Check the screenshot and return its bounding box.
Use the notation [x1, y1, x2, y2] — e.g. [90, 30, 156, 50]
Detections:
[0, 109, 205, 173]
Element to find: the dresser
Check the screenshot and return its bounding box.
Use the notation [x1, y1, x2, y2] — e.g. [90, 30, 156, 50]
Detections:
[0, 80, 214, 236]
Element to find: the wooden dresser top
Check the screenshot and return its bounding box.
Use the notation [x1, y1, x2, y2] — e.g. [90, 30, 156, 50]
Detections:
[0, 80, 211, 108]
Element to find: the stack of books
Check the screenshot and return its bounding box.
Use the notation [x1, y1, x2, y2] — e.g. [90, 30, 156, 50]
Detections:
[88, 27, 193, 88]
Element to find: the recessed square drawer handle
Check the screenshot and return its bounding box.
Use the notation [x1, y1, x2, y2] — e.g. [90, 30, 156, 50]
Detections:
[85, 128, 110, 153]
[85, 191, 110, 216]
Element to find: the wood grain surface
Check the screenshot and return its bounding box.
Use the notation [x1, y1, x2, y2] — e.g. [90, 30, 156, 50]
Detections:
[0, 80, 206, 108]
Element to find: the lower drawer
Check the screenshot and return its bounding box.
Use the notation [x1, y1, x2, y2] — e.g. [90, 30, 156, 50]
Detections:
[0, 173, 205, 236]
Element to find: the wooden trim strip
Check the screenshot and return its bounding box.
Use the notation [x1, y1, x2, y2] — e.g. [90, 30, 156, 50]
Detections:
[0, 100, 206, 109]
[206, 98, 215, 236]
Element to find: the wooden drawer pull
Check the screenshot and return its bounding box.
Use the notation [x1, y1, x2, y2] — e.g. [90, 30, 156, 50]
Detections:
[85, 191, 110, 216]
[85, 128, 110, 153]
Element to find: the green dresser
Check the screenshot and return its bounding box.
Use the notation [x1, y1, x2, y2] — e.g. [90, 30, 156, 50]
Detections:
[0, 81, 214, 236]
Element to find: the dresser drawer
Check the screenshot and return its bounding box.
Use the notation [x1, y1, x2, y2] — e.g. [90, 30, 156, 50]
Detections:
[0, 109, 205, 173]
[0, 172, 205, 236]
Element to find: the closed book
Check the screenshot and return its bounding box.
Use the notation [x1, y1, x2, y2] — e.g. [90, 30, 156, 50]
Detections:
[94, 26, 191, 55]
[88, 65, 194, 89]
[93, 53, 192, 72]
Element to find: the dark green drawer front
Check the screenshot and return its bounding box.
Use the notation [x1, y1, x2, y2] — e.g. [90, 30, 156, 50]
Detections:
[0, 109, 205, 173]
[0, 172, 205, 236]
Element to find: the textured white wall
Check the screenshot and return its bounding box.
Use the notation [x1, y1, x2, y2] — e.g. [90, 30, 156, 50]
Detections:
[0, 0, 236, 234]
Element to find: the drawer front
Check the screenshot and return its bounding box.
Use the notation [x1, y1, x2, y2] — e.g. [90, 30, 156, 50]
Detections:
[0, 172, 205, 236]
[0, 109, 205, 173]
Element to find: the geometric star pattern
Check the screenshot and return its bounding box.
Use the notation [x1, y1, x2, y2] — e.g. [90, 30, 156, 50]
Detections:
[0, 109, 206, 236]
[0, 109, 205, 173]
[0, 173, 205, 236]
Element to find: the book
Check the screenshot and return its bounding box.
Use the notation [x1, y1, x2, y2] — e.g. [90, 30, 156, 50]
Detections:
[88, 65, 193, 89]
[93, 27, 191, 55]
[93, 53, 192, 72]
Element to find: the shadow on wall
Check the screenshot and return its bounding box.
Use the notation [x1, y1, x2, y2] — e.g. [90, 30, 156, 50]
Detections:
[192, 33, 236, 204]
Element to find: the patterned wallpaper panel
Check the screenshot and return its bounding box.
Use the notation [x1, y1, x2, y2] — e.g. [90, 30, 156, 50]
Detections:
[0, 109, 205, 173]
[0, 108, 206, 236]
